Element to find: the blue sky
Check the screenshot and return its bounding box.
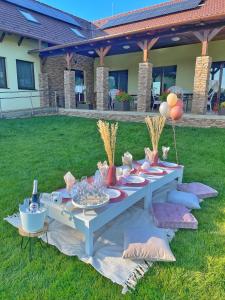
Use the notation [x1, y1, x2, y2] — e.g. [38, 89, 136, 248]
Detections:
[40, 0, 170, 21]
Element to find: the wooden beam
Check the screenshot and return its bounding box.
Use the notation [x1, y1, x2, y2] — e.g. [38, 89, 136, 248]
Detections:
[18, 36, 24, 46]
[137, 37, 159, 62]
[95, 46, 111, 66]
[193, 27, 225, 56]
[65, 52, 74, 70]
[0, 32, 6, 43]
[208, 27, 225, 41]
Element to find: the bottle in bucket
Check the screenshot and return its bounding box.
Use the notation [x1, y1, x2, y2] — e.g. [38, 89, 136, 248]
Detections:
[31, 179, 39, 207]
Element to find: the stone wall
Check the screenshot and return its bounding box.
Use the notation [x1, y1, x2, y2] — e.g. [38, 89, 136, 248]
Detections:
[96, 67, 109, 110]
[64, 70, 76, 109]
[192, 56, 212, 114]
[39, 73, 49, 107]
[58, 109, 225, 129]
[137, 62, 153, 112]
[42, 54, 94, 107]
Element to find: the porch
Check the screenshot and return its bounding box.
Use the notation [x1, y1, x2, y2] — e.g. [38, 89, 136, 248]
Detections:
[32, 18, 225, 116]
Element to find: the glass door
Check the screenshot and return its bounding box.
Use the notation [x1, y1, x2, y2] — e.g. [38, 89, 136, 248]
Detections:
[75, 70, 86, 104]
[109, 70, 128, 92]
[152, 65, 177, 95]
[211, 62, 225, 104]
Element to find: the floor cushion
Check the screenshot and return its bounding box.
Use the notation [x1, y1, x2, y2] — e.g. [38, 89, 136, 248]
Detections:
[123, 227, 176, 262]
[152, 202, 198, 229]
[177, 182, 218, 199]
[167, 190, 200, 209]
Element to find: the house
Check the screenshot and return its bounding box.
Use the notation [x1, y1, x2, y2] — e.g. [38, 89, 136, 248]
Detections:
[0, 0, 101, 111]
[1, 0, 225, 114]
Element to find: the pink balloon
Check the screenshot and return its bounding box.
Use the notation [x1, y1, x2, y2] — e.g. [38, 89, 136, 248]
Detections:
[176, 99, 184, 108]
[170, 106, 183, 121]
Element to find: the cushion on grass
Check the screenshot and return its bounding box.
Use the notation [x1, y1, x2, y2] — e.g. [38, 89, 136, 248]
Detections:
[123, 227, 176, 262]
[152, 202, 198, 229]
[177, 182, 218, 199]
[167, 190, 200, 209]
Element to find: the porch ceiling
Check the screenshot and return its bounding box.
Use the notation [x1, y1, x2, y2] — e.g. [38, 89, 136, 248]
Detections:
[30, 19, 225, 58]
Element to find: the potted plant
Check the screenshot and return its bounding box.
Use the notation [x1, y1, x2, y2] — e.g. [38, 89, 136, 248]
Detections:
[114, 91, 132, 111]
[219, 102, 225, 115]
[159, 91, 169, 102]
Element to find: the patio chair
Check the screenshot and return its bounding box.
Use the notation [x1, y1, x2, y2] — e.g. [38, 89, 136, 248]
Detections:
[207, 80, 219, 111]
[151, 90, 161, 111]
[109, 89, 119, 110]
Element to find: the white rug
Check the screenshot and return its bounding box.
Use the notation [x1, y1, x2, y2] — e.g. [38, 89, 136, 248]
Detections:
[5, 182, 177, 294]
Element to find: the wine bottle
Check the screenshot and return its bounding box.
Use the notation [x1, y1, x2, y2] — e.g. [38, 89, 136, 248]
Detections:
[31, 179, 39, 206]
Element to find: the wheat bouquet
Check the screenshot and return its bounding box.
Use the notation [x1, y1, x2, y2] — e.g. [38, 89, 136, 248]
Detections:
[145, 116, 166, 165]
[97, 120, 118, 186]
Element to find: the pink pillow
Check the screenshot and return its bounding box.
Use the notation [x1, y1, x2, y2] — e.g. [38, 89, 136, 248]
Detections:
[177, 182, 218, 199]
[152, 202, 198, 229]
[123, 227, 176, 261]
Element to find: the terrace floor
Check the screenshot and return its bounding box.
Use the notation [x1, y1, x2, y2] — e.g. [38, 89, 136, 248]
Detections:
[1, 116, 224, 299]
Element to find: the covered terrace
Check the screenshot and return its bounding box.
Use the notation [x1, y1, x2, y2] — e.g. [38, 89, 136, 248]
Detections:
[31, 15, 225, 115]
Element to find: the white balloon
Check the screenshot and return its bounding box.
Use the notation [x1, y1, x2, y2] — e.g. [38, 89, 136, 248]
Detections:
[159, 102, 170, 117]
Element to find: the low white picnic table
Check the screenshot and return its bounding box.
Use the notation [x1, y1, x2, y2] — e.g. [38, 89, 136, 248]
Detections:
[42, 161, 183, 256]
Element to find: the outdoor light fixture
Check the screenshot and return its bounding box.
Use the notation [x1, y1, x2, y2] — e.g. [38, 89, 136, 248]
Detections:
[171, 37, 181, 42]
[88, 50, 95, 55]
[123, 45, 130, 50]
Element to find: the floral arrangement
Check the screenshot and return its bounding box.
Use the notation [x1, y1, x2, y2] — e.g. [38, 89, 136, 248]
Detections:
[115, 91, 132, 102]
[97, 120, 118, 166]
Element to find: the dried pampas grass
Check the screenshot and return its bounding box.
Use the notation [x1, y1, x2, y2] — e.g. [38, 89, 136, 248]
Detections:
[97, 120, 118, 166]
[145, 116, 166, 151]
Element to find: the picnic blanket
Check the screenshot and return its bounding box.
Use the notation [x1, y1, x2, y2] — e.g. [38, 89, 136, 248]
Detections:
[5, 181, 177, 294]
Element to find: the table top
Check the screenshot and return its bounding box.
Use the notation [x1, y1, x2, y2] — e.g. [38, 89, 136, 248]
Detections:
[41, 161, 183, 228]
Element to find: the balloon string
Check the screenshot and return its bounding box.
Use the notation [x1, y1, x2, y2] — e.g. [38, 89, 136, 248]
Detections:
[172, 121, 179, 164]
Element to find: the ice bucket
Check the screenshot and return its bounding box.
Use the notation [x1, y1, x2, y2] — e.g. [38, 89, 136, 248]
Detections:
[19, 204, 47, 233]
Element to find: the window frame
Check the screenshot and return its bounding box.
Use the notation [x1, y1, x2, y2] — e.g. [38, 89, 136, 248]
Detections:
[16, 59, 35, 90]
[0, 57, 7, 89]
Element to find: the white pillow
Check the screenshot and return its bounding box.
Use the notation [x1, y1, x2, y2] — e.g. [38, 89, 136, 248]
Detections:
[123, 227, 176, 262]
[167, 190, 200, 209]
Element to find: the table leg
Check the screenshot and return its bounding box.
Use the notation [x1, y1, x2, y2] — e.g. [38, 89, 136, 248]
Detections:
[178, 168, 184, 184]
[85, 229, 94, 257]
[144, 185, 152, 211]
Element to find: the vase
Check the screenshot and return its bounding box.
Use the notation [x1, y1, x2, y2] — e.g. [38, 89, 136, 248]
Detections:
[151, 151, 159, 166]
[106, 165, 117, 186]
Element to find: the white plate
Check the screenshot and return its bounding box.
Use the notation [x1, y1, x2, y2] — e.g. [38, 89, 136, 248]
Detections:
[125, 175, 145, 184]
[147, 167, 164, 174]
[105, 188, 121, 199]
[160, 161, 178, 167]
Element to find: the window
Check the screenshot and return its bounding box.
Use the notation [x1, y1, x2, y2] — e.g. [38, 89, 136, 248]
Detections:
[20, 10, 39, 23]
[16, 60, 35, 90]
[70, 28, 85, 38]
[109, 70, 128, 92]
[0, 57, 7, 88]
[152, 65, 177, 95]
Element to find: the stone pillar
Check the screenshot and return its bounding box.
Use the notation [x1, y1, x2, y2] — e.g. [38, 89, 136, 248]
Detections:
[39, 73, 49, 107]
[96, 66, 109, 110]
[64, 70, 75, 109]
[192, 56, 212, 114]
[137, 62, 153, 112]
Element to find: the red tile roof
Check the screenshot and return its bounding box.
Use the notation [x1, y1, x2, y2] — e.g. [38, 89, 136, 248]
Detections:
[94, 0, 225, 35]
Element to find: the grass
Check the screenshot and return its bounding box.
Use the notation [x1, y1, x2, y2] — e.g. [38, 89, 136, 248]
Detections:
[0, 115, 224, 300]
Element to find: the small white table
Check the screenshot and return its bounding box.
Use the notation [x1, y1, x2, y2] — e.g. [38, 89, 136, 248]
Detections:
[42, 163, 183, 256]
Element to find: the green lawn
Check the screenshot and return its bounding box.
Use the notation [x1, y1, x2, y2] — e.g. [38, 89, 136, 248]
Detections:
[0, 116, 224, 300]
